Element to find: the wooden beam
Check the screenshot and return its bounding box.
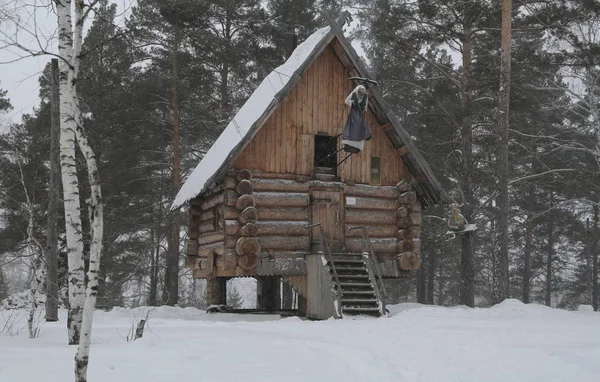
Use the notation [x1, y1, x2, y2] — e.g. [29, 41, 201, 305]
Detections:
[381, 123, 393, 132]
[397, 145, 409, 156]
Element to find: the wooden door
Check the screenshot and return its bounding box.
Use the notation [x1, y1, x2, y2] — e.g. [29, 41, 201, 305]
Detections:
[310, 189, 343, 251]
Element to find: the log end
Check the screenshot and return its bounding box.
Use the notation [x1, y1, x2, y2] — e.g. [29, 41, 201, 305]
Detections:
[397, 252, 421, 271]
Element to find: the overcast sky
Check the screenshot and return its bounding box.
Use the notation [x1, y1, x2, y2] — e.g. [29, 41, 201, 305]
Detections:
[0, 1, 371, 127]
[0, 1, 57, 125]
[0, 0, 134, 127]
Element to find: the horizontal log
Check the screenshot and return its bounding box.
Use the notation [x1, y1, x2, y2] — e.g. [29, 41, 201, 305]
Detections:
[222, 190, 239, 207]
[197, 209, 215, 221]
[221, 251, 238, 270]
[198, 242, 225, 258]
[346, 238, 397, 253]
[223, 206, 239, 220]
[259, 251, 307, 260]
[239, 206, 258, 223]
[256, 221, 309, 236]
[236, 169, 252, 182]
[259, 236, 310, 251]
[344, 184, 398, 199]
[345, 225, 398, 238]
[238, 253, 258, 270]
[185, 255, 197, 269]
[236, 179, 253, 195]
[345, 209, 396, 225]
[398, 191, 417, 205]
[251, 178, 310, 193]
[258, 207, 309, 221]
[224, 220, 258, 236]
[254, 192, 309, 208]
[235, 194, 256, 210]
[398, 252, 421, 270]
[198, 219, 216, 234]
[185, 240, 198, 256]
[398, 227, 421, 240]
[201, 192, 224, 210]
[396, 180, 412, 193]
[345, 196, 398, 210]
[399, 239, 415, 252]
[235, 237, 261, 256]
[396, 207, 409, 218]
[197, 231, 224, 246]
[396, 217, 413, 229]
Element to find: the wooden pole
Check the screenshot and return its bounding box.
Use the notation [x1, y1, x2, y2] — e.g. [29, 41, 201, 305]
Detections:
[45, 58, 60, 322]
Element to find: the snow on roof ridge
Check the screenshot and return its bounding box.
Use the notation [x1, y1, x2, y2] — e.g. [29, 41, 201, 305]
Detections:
[171, 26, 332, 210]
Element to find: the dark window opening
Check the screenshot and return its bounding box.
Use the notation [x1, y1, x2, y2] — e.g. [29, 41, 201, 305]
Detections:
[314, 135, 337, 169]
[370, 156, 381, 184]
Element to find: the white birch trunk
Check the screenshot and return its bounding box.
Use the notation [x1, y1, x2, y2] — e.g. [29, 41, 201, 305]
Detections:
[55, 3, 104, 381]
[56, 0, 86, 346]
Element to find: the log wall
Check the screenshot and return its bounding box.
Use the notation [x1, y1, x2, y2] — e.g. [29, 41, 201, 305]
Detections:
[188, 175, 423, 279]
[232, 45, 410, 185]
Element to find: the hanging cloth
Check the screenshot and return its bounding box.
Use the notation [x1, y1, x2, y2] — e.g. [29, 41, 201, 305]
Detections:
[342, 85, 371, 153]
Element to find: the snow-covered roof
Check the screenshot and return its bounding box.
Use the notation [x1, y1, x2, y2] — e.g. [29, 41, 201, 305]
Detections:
[172, 20, 450, 210]
[171, 27, 333, 210]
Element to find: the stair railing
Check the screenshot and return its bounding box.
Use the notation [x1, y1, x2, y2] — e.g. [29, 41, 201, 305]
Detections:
[348, 226, 387, 315]
[305, 223, 343, 317]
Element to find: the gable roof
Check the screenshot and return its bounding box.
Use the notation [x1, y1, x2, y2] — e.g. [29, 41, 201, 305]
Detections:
[172, 23, 449, 210]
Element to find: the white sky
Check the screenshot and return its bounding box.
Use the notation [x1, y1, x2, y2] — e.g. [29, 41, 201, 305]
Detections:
[0, 0, 134, 126]
[0, 1, 369, 127]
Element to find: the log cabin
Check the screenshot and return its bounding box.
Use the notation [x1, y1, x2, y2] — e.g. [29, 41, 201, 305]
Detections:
[171, 21, 449, 319]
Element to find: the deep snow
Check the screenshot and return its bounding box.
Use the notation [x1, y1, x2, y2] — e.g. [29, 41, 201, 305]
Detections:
[1, 300, 599, 381]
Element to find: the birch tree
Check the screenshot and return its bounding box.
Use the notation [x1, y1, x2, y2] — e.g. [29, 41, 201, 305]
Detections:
[54, 0, 103, 380]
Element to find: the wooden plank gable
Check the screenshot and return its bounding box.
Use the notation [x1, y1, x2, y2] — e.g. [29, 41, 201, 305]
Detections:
[233, 42, 409, 186]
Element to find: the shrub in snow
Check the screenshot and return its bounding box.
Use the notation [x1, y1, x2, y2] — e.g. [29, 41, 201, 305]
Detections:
[1, 291, 45, 310]
[577, 305, 594, 313]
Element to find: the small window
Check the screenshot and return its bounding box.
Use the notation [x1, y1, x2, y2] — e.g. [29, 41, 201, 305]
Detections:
[314, 135, 337, 169]
[370, 156, 381, 184]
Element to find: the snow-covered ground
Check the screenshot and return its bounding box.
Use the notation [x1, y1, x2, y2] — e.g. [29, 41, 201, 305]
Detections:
[1, 300, 599, 381]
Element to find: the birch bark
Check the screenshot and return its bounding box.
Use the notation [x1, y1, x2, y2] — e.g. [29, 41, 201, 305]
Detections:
[56, 0, 85, 346]
[55, 2, 104, 381]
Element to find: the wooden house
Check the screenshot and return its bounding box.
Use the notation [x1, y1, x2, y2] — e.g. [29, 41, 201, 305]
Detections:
[171, 22, 449, 319]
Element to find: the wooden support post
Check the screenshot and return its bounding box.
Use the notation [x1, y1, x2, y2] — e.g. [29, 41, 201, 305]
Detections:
[256, 276, 280, 310]
[206, 278, 227, 306]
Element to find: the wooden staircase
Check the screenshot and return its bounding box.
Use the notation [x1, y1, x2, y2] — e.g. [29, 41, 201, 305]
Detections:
[328, 253, 383, 317]
[307, 223, 387, 319]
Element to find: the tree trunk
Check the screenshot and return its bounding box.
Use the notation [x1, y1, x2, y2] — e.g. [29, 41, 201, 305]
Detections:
[459, 6, 476, 308]
[427, 249, 436, 304]
[56, 0, 85, 346]
[70, 2, 104, 381]
[493, 0, 512, 305]
[45, 58, 60, 322]
[416, 252, 427, 303]
[592, 205, 599, 311]
[522, 217, 533, 303]
[163, 25, 181, 306]
[545, 215, 554, 307]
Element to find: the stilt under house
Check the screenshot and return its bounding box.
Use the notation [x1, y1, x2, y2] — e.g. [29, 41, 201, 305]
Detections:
[171, 22, 449, 319]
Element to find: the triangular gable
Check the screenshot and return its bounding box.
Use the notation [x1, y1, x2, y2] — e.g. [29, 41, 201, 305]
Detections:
[172, 27, 334, 209]
[172, 23, 449, 210]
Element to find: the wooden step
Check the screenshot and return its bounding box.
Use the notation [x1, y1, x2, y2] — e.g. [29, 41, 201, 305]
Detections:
[336, 274, 370, 280]
[342, 306, 381, 315]
[342, 290, 376, 296]
[338, 282, 373, 288]
[341, 298, 379, 304]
